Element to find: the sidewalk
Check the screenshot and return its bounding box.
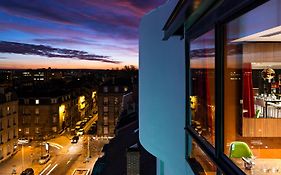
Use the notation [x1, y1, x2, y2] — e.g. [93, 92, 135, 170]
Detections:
[0, 144, 47, 175]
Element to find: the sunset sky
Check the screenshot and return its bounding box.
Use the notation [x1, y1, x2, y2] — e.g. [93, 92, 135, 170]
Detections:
[0, 0, 165, 69]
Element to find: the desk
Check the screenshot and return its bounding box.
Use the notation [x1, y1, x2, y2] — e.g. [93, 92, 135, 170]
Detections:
[242, 118, 281, 137]
[233, 158, 281, 175]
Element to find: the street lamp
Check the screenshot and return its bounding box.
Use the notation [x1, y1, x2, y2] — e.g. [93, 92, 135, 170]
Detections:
[21, 144, 24, 172]
[87, 135, 91, 158]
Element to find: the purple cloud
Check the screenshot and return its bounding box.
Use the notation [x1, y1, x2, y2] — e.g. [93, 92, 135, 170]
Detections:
[0, 41, 120, 63]
[33, 38, 94, 46]
[0, 0, 166, 40]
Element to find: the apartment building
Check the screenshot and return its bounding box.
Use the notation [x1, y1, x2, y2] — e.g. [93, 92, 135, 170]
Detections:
[97, 78, 131, 137]
[18, 93, 72, 140]
[0, 87, 18, 163]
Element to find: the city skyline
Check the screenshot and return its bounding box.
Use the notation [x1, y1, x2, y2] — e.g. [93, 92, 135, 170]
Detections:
[0, 0, 165, 69]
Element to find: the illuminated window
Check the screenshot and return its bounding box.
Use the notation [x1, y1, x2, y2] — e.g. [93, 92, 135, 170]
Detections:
[103, 106, 108, 113]
[35, 127, 40, 133]
[124, 87, 128, 92]
[35, 99, 39, 104]
[104, 117, 108, 125]
[114, 107, 119, 114]
[13, 129, 16, 138]
[190, 29, 215, 146]
[24, 99, 29, 104]
[104, 126, 108, 135]
[51, 98, 57, 104]
[104, 97, 109, 104]
[114, 86, 119, 92]
[224, 1, 281, 172]
[35, 117, 39, 124]
[25, 128, 29, 134]
[103, 97, 108, 105]
[6, 93, 11, 101]
[53, 117, 57, 123]
[35, 108, 39, 115]
[103, 86, 108, 93]
[52, 127, 57, 132]
[114, 97, 118, 105]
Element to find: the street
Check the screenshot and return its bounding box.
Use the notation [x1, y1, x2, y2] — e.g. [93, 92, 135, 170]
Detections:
[0, 114, 108, 175]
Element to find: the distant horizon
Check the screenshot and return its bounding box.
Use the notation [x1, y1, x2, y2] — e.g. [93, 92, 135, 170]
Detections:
[0, 65, 138, 70]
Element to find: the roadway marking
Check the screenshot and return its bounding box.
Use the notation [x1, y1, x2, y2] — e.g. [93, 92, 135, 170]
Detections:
[67, 158, 72, 165]
[46, 164, 58, 175]
[48, 142, 63, 149]
[39, 164, 52, 175]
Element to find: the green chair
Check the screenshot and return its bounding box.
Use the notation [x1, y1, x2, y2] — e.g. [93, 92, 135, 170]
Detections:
[229, 141, 254, 158]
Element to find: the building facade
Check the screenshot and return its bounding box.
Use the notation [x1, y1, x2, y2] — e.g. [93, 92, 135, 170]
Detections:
[126, 144, 140, 175]
[97, 80, 130, 137]
[0, 88, 18, 163]
[18, 95, 72, 140]
[140, 0, 281, 175]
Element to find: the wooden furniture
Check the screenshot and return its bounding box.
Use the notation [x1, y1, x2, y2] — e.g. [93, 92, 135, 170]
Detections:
[243, 118, 281, 137]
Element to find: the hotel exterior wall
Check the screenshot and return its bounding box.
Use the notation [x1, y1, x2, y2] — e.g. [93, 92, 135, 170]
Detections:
[139, 1, 193, 175]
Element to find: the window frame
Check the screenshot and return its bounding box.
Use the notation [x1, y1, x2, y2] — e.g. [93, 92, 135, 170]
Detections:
[185, 0, 270, 174]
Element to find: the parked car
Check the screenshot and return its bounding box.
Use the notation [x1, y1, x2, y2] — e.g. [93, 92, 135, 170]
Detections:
[81, 122, 86, 127]
[71, 136, 79, 143]
[77, 129, 84, 136]
[18, 138, 29, 145]
[72, 169, 90, 175]
[20, 168, 34, 175]
[38, 154, 50, 165]
[88, 124, 97, 134]
[75, 121, 83, 126]
[75, 126, 81, 131]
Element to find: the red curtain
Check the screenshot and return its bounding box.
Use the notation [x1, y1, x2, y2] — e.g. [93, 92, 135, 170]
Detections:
[243, 63, 255, 118]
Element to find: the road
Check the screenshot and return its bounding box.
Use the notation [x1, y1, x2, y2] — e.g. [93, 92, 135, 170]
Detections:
[0, 113, 108, 175]
[39, 154, 80, 175]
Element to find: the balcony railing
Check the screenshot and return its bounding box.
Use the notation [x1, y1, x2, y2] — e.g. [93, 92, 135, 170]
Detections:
[185, 126, 245, 175]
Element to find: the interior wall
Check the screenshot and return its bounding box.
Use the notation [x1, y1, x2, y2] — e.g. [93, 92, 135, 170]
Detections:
[224, 42, 281, 158]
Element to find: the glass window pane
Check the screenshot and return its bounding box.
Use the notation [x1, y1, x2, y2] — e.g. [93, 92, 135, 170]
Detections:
[190, 29, 215, 146]
[189, 139, 217, 175]
[225, 0, 281, 174]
